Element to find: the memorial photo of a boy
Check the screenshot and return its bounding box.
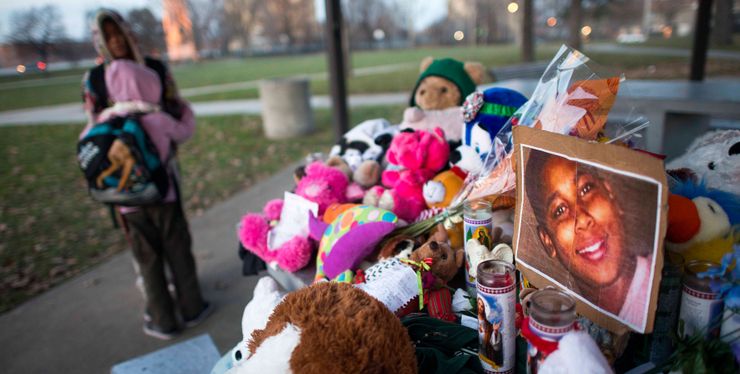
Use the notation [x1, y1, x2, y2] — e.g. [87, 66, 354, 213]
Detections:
[517, 147, 660, 331]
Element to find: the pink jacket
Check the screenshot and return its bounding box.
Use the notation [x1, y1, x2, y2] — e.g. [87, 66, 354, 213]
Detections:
[80, 60, 195, 210]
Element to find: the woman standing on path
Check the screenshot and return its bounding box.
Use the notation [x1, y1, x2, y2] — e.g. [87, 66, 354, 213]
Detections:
[80, 9, 212, 340]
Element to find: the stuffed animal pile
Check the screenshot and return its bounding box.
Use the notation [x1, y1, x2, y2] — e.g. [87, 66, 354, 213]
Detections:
[237, 56, 527, 282]
[225, 52, 740, 373]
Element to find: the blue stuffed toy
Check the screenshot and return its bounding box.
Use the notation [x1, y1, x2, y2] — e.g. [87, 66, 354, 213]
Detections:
[450, 87, 528, 174]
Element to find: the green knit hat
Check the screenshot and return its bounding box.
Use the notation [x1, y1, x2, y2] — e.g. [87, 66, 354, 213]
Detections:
[409, 58, 477, 107]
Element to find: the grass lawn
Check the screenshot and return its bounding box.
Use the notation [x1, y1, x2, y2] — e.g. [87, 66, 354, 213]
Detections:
[5, 42, 739, 111]
[0, 105, 404, 313]
[2, 44, 552, 111]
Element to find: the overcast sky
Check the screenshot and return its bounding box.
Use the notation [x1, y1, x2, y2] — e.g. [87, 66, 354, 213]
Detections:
[0, 0, 447, 42]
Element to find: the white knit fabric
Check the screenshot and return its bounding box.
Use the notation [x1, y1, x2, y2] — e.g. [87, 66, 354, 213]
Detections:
[357, 258, 419, 313]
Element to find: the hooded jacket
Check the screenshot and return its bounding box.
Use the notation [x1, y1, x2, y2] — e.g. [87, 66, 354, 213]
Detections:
[80, 10, 194, 209]
[82, 9, 183, 129]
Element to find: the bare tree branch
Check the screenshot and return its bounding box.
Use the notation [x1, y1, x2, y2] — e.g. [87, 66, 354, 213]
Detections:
[9, 5, 67, 62]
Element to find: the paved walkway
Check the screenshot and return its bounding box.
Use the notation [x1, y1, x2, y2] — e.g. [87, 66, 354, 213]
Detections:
[0, 162, 299, 373]
[0, 92, 409, 126]
[0, 62, 415, 127]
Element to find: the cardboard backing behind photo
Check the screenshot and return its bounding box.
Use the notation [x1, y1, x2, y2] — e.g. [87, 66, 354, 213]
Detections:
[512, 126, 667, 334]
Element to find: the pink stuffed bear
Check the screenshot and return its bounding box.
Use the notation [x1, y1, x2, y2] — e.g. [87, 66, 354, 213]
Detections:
[238, 199, 314, 272]
[238, 162, 351, 272]
[295, 161, 351, 215]
[364, 128, 450, 222]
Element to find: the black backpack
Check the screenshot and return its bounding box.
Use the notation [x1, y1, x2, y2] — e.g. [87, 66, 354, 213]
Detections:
[77, 115, 169, 206]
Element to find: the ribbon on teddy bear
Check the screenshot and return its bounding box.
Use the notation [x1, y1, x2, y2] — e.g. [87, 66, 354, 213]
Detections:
[400, 257, 433, 308]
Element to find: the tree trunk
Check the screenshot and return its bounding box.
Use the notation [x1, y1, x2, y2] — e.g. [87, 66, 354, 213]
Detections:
[521, 0, 534, 62]
[713, 0, 733, 46]
[568, 0, 583, 51]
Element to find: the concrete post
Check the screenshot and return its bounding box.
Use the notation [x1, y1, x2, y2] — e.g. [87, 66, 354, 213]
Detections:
[258, 79, 314, 139]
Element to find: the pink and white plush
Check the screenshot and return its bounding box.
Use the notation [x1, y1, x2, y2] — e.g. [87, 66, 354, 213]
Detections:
[364, 128, 450, 222]
[399, 106, 464, 141]
[238, 199, 314, 272]
[295, 161, 350, 215]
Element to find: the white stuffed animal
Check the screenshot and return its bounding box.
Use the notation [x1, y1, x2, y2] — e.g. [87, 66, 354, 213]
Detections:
[667, 129, 740, 196]
[226, 276, 285, 373]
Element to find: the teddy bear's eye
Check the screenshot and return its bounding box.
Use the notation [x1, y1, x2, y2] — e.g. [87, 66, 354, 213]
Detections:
[441, 87, 448, 94]
[708, 161, 715, 170]
[419, 89, 426, 96]
[429, 241, 439, 250]
[730, 142, 739, 156]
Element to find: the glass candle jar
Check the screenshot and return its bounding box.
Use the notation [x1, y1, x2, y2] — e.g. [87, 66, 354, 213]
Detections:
[464, 199, 493, 298]
[678, 260, 723, 339]
[476, 260, 515, 373]
[526, 289, 577, 374]
[648, 251, 684, 363]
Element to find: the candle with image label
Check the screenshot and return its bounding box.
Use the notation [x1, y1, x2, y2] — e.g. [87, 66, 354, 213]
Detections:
[465, 199, 493, 298]
[477, 260, 515, 374]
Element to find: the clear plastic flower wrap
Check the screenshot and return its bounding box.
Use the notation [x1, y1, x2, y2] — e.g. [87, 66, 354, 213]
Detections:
[452, 44, 650, 205]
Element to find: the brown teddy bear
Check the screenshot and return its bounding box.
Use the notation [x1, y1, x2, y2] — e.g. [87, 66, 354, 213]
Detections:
[409, 224, 464, 289]
[410, 57, 486, 110]
[402, 57, 486, 141]
[245, 282, 417, 373]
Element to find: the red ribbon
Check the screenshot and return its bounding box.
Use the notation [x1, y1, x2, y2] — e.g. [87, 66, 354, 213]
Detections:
[520, 317, 561, 356]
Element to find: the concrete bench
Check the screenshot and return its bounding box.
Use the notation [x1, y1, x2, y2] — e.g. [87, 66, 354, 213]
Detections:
[111, 334, 220, 374]
[480, 78, 740, 159]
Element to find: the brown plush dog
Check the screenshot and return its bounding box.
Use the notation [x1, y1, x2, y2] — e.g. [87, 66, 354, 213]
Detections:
[247, 282, 416, 374]
[96, 139, 135, 191]
[410, 224, 464, 289]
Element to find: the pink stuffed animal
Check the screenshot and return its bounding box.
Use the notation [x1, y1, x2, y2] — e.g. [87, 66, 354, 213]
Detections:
[364, 128, 450, 222]
[295, 161, 350, 215]
[238, 199, 314, 272]
[238, 162, 351, 272]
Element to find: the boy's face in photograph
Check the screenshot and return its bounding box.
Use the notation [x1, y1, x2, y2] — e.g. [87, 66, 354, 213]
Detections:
[102, 20, 131, 60]
[536, 156, 626, 288]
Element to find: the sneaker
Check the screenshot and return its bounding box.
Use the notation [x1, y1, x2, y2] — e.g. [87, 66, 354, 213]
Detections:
[143, 322, 179, 340]
[184, 302, 215, 328]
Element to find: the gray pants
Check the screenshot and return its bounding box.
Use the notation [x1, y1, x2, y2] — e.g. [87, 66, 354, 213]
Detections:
[122, 202, 204, 331]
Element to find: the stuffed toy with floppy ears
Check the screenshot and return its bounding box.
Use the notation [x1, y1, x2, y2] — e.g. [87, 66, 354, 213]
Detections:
[450, 87, 528, 175]
[224, 278, 417, 374]
[327, 118, 391, 188]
